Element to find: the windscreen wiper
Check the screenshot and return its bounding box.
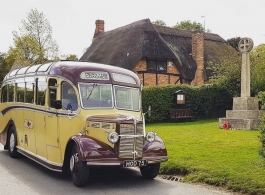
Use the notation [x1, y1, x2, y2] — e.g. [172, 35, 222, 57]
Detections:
[87, 83, 97, 100]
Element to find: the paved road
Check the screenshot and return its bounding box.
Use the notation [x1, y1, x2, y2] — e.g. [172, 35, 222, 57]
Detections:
[0, 144, 239, 195]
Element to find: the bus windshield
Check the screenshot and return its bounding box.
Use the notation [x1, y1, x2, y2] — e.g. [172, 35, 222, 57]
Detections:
[79, 83, 140, 111]
[114, 85, 140, 111]
[79, 83, 113, 108]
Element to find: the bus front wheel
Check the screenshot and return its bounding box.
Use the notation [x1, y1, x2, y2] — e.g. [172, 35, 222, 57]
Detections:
[140, 163, 160, 179]
[8, 127, 20, 158]
[70, 145, 89, 187]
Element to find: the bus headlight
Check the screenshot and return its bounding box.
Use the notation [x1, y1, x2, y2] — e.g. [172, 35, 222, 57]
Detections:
[108, 132, 119, 144]
[146, 132, 156, 142]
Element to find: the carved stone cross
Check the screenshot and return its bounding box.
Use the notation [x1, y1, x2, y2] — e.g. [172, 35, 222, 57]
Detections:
[238, 38, 253, 53]
[238, 38, 253, 97]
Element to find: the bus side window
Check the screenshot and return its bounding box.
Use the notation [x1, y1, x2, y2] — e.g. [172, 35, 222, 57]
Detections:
[25, 83, 34, 104]
[1, 85, 8, 102]
[48, 79, 57, 108]
[36, 79, 47, 106]
[16, 82, 25, 103]
[1, 84, 15, 103]
[8, 84, 15, 102]
[61, 81, 78, 111]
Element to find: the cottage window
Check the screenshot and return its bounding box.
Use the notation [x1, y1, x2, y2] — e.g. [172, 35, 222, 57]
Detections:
[147, 58, 167, 72]
[157, 60, 167, 72]
[147, 59, 156, 70]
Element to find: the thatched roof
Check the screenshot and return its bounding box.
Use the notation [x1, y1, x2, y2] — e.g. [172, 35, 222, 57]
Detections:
[80, 19, 236, 80]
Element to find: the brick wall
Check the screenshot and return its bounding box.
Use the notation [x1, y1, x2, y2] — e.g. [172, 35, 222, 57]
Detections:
[144, 74, 157, 86]
[134, 60, 146, 72]
[133, 59, 184, 86]
[191, 31, 205, 86]
[134, 60, 145, 84]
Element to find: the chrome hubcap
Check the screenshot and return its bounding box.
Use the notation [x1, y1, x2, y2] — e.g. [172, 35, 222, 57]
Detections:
[70, 155, 75, 172]
[70, 153, 78, 172]
[10, 133, 15, 152]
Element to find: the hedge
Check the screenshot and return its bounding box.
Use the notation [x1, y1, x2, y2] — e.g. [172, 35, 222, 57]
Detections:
[142, 84, 233, 123]
[258, 91, 265, 158]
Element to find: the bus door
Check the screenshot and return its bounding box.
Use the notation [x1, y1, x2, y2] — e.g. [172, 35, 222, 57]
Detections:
[23, 78, 36, 154]
[45, 78, 61, 163]
[58, 81, 79, 143]
[34, 77, 47, 158]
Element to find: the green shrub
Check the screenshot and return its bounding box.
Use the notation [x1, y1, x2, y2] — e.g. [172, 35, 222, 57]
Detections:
[259, 115, 265, 158]
[142, 84, 233, 123]
[258, 91, 265, 110]
[258, 91, 265, 158]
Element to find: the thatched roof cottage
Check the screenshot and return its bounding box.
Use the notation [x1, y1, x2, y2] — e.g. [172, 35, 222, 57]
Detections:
[80, 19, 236, 86]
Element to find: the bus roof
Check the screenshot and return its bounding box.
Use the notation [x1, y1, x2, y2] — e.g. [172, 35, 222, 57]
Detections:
[3, 61, 141, 87]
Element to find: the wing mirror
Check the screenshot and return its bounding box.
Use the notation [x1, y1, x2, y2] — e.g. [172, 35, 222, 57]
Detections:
[144, 106, 151, 117]
[54, 100, 62, 109]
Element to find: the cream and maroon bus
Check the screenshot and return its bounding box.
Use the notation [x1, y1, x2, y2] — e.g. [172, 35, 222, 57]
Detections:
[0, 61, 167, 187]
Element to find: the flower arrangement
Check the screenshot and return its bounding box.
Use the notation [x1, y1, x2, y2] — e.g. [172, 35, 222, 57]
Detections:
[222, 122, 231, 130]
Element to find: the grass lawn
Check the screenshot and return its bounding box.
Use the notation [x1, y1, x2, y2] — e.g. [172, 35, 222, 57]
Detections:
[146, 119, 265, 195]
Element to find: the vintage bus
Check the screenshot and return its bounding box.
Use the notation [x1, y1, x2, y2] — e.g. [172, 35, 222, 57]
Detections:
[0, 61, 168, 187]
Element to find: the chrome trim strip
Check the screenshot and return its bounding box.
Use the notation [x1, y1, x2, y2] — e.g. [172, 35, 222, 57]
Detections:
[147, 157, 168, 164]
[119, 135, 143, 138]
[87, 162, 121, 166]
[0, 105, 80, 117]
[120, 143, 134, 146]
[17, 147, 62, 172]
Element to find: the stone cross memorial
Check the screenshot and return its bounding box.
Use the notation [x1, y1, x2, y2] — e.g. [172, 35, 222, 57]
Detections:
[238, 38, 253, 97]
[219, 38, 264, 130]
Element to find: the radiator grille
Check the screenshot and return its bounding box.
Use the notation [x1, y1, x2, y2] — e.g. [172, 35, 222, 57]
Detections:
[119, 124, 144, 159]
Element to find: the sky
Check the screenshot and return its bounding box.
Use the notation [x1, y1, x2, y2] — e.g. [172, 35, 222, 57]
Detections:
[1, 0, 265, 59]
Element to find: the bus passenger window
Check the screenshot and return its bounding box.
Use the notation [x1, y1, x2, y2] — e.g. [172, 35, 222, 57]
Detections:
[1, 84, 15, 103]
[62, 82, 78, 111]
[8, 84, 15, 102]
[48, 79, 57, 108]
[1, 85, 8, 102]
[16, 83, 25, 102]
[25, 83, 34, 104]
[36, 79, 46, 106]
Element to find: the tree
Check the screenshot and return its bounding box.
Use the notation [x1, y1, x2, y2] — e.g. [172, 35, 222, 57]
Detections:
[0, 52, 10, 84]
[61, 54, 78, 61]
[12, 8, 59, 64]
[208, 52, 241, 97]
[227, 37, 241, 52]
[8, 35, 39, 64]
[250, 44, 265, 94]
[253, 45, 265, 161]
[173, 20, 204, 31]
[66, 54, 78, 60]
[152, 20, 166, 26]
[208, 44, 265, 97]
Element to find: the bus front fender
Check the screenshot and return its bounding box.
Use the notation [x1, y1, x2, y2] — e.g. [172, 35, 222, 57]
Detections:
[143, 135, 168, 158]
[71, 135, 117, 161]
[0, 119, 16, 148]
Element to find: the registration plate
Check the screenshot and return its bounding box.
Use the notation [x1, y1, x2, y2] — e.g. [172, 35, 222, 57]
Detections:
[124, 160, 147, 167]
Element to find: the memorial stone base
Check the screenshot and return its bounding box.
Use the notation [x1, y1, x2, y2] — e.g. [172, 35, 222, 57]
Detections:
[219, 97, 264, 130]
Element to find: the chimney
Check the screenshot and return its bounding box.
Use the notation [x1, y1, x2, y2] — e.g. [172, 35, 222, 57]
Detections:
[191, 31, 205, 86]
[93, 20, 105, 38]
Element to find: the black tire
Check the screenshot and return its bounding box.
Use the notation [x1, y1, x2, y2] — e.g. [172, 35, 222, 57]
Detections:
[70, 145, 89, 187]
[140, 163, 160, 179]
[8, 127, 20, 158]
